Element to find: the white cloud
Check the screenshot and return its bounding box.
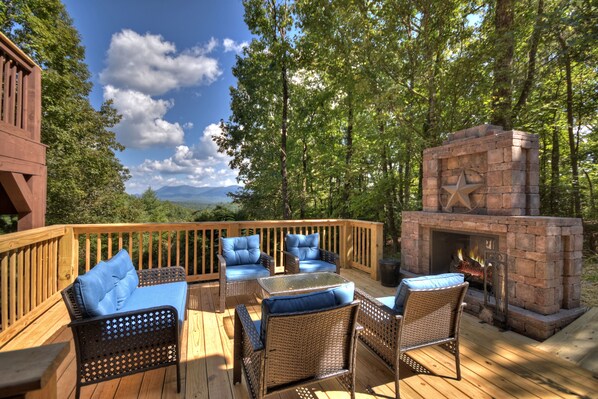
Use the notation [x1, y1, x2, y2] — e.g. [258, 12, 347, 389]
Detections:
[104, 85, 186, 148]
[125, 123, 238, 193]
[223, 38, 248, 53]
[100, 29, 222, 96]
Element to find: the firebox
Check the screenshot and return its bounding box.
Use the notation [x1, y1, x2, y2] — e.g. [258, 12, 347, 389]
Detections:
[431, 229, 498, 281]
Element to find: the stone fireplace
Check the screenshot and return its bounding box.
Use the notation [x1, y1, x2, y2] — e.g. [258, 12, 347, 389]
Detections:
[401, 125, 584, 340]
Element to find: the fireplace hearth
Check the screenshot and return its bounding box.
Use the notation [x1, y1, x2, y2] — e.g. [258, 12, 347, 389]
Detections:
[401, 125, 584, 340]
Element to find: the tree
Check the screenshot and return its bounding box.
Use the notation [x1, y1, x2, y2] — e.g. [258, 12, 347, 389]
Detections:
[1, 0, 130, 224]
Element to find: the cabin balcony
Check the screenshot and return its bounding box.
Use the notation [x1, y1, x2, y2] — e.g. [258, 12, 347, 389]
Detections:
[0, 220, 596, 398]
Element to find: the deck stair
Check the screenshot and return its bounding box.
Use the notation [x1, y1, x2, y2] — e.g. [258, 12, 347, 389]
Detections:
[536, 307, 598, 375]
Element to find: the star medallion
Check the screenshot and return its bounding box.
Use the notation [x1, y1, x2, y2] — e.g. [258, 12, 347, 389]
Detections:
[442, 170, 483, 210]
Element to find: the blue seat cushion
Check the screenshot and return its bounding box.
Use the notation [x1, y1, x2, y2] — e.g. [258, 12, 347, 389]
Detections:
[286, 233, 320, 261]
[226, 264, 270, 282]
[105, 249, 139, 309]
[394, 273, 464, 313]
[260, 282, 354, 341]
[119, 281, 188, 326]
[298, 259, 336, 273]
[222, 235, 261, 266]
[73, 261, 118, 318]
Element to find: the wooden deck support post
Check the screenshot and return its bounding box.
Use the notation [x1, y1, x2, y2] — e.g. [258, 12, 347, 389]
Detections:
[341, 220, 353, 269]
[57, 226, 76, 289]
[370, 222, 384, 281]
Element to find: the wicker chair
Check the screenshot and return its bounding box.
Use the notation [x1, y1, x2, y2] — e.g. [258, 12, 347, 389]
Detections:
[233, 300, 362, 399]
[355, 282, 468, 398]
[218, 234, 275, 313]
[283, 232, 340, 274]
[61, 266, 187, 399]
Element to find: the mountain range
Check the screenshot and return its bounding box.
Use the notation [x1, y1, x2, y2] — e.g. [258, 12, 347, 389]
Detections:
[154, 185, 241, 204]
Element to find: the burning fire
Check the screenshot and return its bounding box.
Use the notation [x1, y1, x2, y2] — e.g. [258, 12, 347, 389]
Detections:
[456, 248, 485, 268]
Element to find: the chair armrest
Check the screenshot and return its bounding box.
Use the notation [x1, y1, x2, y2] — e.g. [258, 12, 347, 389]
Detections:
[355, 287, 402, 319]
[137, 266, 186, 287]
[320, 249, 340, 272]
[283, 251, 300, 274]
[259, 252, 276, 275]
[217, 254, 227, 277]
[234, 305, 263, 352]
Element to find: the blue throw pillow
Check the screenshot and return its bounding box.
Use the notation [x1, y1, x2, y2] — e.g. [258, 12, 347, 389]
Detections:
[222, 234, 261, 266]
[286, 233, 320, 261]
[260, 282, 354, 342]
[106, 249, 139, 309]
[72, 261, 119, 318]
[394, 273, 464, 313]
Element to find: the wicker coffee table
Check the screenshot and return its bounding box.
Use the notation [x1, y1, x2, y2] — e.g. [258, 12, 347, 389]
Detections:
[257, 272, 350, 298]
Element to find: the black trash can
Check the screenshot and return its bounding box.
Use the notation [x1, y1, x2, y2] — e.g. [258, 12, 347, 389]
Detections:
[379, 258, 401, 287]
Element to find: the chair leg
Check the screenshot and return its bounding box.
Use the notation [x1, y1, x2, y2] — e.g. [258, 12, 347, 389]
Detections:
[218, 284, 225, 313]
[75, 383, 81, 399]
[233, 311, 243, 384]
[455, 343, 462, 380]
[176, 361, 181, 392]
[395, 365, 401, 399]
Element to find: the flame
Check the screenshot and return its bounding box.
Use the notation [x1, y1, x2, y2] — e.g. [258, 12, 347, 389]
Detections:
[469, 245, 485, 267]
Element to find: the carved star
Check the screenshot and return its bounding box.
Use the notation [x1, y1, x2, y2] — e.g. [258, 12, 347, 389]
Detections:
[442, 170, 483, 210]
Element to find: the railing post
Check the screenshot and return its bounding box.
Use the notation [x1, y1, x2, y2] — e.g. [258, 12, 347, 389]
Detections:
[342, 221, 353, 269]
[58, 226, 76, 289]
[370, 223, 384, 281]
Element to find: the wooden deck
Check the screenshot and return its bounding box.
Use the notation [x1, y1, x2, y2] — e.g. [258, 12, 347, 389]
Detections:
[1, 269, 597, 399]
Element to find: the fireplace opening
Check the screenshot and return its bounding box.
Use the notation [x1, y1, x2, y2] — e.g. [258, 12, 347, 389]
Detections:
[431, 230, 498, 289]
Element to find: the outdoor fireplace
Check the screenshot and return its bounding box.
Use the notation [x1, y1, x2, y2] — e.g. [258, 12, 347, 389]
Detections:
[401, 125, 584, 340]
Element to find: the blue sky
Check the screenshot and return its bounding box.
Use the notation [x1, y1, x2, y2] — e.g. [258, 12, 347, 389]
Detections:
[62, 0, 251, 194]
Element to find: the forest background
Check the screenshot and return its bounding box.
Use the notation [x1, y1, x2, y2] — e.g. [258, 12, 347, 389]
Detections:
[0, 0, 596, 263]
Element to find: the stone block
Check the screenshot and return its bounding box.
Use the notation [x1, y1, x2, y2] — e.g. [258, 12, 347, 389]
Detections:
[534, 260, 557, 280]
[511, 146, 524, 162]
[488, 148, 504, 164]
[487, 171, 502, 186]
[515, 233, 535, 251]
[487, 194, 502, 209]
[517, 258, 536, 277]
[534, 287, 557, 308]
[490, 223, 508, 233]
[545, 236, 561, 253]
[516, 283, 535, 303]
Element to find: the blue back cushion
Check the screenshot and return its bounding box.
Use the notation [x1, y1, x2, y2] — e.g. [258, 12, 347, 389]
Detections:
[286, 233, 320, 261]
[106, 249, 139, 309]
[260, 282, 354, 341]
[73, 261, 119, 318]
[222, 234, 261, 266]
[394, 273, 464, 313]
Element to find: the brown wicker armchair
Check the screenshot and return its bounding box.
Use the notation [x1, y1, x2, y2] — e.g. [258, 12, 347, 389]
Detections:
[218, 234, 275, 313]
[233, 301, 362, 399]
[283, 232, 340, 274]
[61, 266, 188, 399]
[355, 282, 468, 398]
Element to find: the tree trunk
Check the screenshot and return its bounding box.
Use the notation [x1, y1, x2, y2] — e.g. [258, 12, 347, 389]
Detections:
[558, 34, 581, 217]
[584, 169, 595, 216]
[550, 122, 560, 214]
[380, 122, 399, 253]
[280, 63, 291, 219]
[491, 0, 515, 130]
[341, 92, 354, 218]
[300, 137, 308, 219]
[512, 0, 544, 121]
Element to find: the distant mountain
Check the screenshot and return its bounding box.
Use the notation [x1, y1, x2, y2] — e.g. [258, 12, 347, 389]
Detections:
[154, 185, 241, 204]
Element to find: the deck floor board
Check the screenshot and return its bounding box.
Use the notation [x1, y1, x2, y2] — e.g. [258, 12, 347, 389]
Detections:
[2, 268, 597, 399]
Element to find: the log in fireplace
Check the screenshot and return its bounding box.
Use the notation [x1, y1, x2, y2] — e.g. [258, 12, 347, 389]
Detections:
[401, 125, 584, 340]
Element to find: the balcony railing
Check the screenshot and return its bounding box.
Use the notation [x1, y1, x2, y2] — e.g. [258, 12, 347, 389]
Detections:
[0, 219, 383, 345]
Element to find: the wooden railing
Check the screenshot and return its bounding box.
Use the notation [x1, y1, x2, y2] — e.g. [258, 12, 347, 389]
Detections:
[0, 226, 70, 347]
[0, 32, 41, 141]
[0, 219, 383, 345]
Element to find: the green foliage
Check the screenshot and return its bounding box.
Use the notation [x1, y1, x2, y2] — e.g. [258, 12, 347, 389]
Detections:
[216, 0, 598, 237]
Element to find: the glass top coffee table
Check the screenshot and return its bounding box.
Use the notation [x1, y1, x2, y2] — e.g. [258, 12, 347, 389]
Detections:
[257, 272, 350, 298]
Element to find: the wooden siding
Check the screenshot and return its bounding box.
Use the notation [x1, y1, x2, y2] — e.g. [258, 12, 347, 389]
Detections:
[0, 31, 45, 230]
